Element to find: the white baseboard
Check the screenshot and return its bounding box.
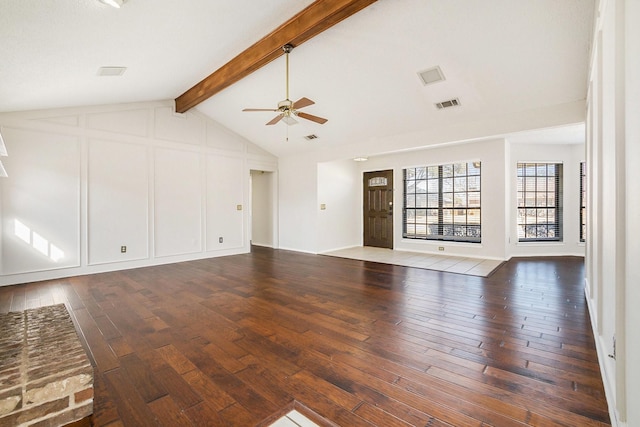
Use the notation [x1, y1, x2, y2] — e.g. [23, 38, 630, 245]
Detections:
[251, 242, 273, 248]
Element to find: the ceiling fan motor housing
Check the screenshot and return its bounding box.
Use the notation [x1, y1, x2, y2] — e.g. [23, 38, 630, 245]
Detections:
[278, 99, 293, 112]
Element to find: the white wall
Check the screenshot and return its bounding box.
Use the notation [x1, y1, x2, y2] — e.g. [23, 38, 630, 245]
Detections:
[278, 154, 318, 253]
[154, 147, 203, 256]
[88, 138, 149, 264]
[316, 159, 361, 253]
[585, 0, 640, 425]
[1, 129, 81, 274]
[0, 100, 276, 286]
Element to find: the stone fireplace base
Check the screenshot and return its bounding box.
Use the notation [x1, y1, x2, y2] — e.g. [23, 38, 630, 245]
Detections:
[0, 304, 94, 426]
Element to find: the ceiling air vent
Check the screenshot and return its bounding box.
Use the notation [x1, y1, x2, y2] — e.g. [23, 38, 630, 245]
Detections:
[435, 98, 460, 110]
[417, 66, 445, 86]
[304, 134, 318, 140]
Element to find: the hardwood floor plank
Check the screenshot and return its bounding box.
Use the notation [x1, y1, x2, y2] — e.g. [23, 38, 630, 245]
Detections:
[107, 336, 134, 358]
[480, 366, 610, 422]
[181, 368, 236, 411]
[315, 343, 526, 426]
[156, 344, 198, 375]
[291, 369, 362, 410]
[91, 372, 120, 426]
[72, 307, 120, 372]
[0, 288, 12, 312]
[9, 287, 26, 311]
[235, 359, 294, 409]
[93, 314, 122, 340]
[353, 402, 416, 427]
[147, 395, 194, 427]
[525, 359, 607, 392]
[219, 402, 261, 426]
[102, 368, 160, 427]
[421, 365, 610, 426]
[118, 353, 168, 403]
[233, 328, 303, 377]
[153, 364, 203, 410]
[202, 341, 247, 373]
[182, 401, 228, 426]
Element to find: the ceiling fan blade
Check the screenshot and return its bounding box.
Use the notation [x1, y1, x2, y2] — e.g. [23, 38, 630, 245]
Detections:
[293, 97, 315, 109]
[297, 111, 328, 124]
[266, 114, 284, 125]
[243, 108, 277, 112]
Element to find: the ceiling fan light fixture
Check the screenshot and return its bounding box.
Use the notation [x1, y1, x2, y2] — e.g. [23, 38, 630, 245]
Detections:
[282, 115, 298, 126]
[98, 0, 125, 8]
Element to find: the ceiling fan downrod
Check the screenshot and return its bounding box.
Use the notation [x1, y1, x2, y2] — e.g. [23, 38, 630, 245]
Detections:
[283, 44, 294, 103]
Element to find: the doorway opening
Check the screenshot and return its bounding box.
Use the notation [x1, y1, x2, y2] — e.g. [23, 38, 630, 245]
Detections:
[250, 170, 277, 248]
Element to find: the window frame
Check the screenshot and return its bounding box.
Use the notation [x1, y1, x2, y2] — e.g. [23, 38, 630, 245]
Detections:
[516, 162, 563, 242]
[580, 161, 586, 242]
[403, 161, 481, 243]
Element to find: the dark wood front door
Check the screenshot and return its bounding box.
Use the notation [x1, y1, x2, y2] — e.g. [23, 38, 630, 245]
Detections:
[363, 170, 394, 248]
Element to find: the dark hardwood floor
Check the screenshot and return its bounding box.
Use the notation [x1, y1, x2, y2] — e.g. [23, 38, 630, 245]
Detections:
[0, 247, 610, 426]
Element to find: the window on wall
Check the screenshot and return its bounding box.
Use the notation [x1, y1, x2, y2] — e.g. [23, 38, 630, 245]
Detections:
[516, 162, 563, 241]
[580, 161, 586, 242]
[403, 162, 481, 243]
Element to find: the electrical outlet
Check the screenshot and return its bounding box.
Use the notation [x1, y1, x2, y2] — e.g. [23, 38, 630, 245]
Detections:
[219, 237, 223, 243]
[438, 246, 444, 251]
[120, 246, 127, 253]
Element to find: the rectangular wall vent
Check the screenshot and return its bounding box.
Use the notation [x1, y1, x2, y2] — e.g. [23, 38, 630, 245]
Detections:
[304, 134, 318, 140]
[435, 98, 460, 109]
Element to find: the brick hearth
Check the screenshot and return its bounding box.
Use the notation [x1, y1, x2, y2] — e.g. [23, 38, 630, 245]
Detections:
[0, 304, 93, 426]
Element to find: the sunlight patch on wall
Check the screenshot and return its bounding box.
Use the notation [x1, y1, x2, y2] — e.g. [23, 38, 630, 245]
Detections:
[14, 219, 65, 262]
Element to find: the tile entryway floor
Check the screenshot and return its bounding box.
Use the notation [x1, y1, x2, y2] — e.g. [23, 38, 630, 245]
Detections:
[269, 410, 320, 426]
[322, 246, 503, 277]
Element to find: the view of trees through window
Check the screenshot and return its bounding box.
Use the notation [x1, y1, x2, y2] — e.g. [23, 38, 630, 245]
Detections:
[403, 162, 481, 243]
[516, 162, 563, 241]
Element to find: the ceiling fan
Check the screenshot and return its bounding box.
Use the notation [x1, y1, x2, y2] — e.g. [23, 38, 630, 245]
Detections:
[242, 44, 328, 126]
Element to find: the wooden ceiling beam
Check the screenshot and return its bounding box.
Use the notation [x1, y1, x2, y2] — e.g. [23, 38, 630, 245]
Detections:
[174, 0, 377, 113]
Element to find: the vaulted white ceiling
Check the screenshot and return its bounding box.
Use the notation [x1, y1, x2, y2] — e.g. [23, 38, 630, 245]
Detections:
[0, 0, 594, 158]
